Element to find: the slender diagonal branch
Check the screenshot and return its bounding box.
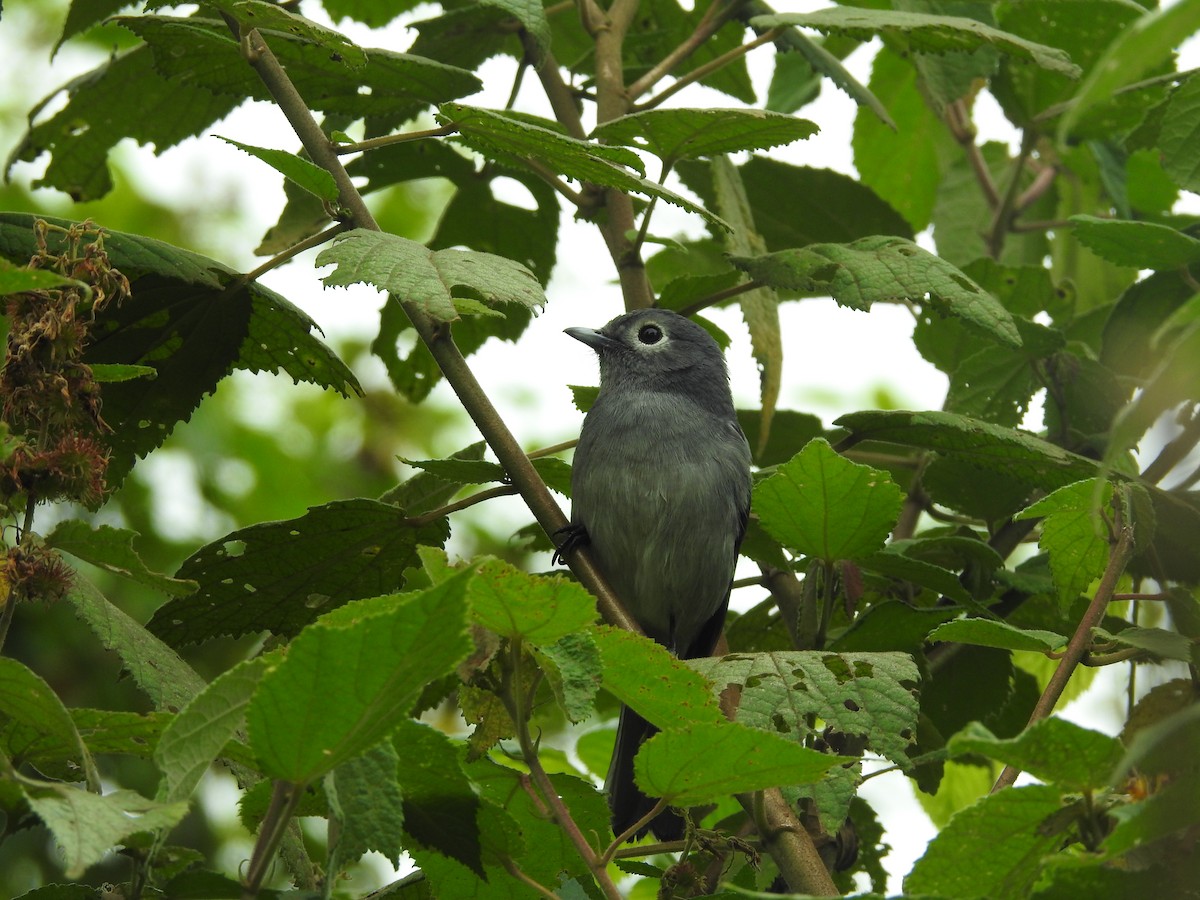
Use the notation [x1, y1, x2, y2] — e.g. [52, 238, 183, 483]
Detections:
[227, 19, 637, 635]
[634, 28, 784, 112]
[626, 0, 741, 101]
[991, 509, 1135, 793]
[334, 124, 458, 155]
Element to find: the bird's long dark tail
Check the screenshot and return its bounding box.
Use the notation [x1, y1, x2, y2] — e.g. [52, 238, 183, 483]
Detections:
[607, 705, 684, 841]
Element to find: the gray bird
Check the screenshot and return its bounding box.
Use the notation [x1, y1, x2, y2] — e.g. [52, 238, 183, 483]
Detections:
[560, 308, 752, 840]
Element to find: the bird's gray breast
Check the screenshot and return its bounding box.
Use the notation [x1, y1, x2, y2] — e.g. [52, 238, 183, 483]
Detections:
[571, 391, 751, 652]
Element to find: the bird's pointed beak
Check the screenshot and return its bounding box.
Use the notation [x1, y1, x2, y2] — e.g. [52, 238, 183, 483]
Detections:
[564, 326, 619, 352]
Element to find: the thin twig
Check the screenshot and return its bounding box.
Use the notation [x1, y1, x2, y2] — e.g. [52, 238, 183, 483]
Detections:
[237, 222, 350, 287]
[626, 0, 742, 101]
[529, 438, 577, 459]
[599, 798, 672, 863]
[499, 857, 560, 900]
[1141, 410, 1200, 485]
[991, 506, 1135, 793]
[945, 100, 999, 209]
[1112, 592, 1168, 602]
[986, 130, 1036, 260]
[523, 157, 587, 206]
[677, 280, 762, 317]
[634, 28, 784, 112]
[403, 485, 519, 527]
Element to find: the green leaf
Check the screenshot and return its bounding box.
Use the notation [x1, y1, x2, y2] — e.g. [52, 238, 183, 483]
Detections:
[689, 650, 920, 767]
[592, 108, 817, 165]
[1015, 479, 1114, 606]
[23, 783, 188, 878]
[65, 575, 207, 714]
[753, 438, 904, 563]
[391, 719, 484, 878]
[148, 498, 449, 646]
[467, 558, 597, 644]
[215, 136, 339, 202]
[477, 0, 550, 51]
[752, 8, 1080, 77]
[1158, 74, 1200, 193]
[87, 363, 157, 383]
[733, 236, 1022, 347]
[326, 741, 405, 870]
[853, 47, 950, 231]
[317, 228, 545, 323]
[861, 546, 972, 604]
[0, 658, 99, 791]
[227, 0, 368, 68]
[155, 656, 270, 804]
[905, 784, 1065, 899]
[634, 721, 844, 805]
[119, 16, 481, 129]
[56, 0, 129, 51]
[928, 619, 1067, 653]
[835, 409, 1099, 491]
[1069, 215, 1200, 270]
[440, 103, 729, 230]
[1092, 626, 1193, 663]
[592, 626, 723, 729]
[7, 44, 241, 200]
[1057, 1, 1200, 143]
[246, 571, 473, 783]
[534, 632, 602, 723]
[0, 258, 83, 294]
[380, 442, 487, 513]
[948, 719, 1124, 792]
[45, 521, 197, 597]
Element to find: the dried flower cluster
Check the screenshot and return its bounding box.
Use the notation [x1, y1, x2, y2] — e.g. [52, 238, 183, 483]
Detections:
[2, 220, 130, 605]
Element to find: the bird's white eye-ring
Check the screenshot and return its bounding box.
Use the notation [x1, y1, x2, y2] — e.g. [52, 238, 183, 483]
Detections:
[638, 324, 663, 345]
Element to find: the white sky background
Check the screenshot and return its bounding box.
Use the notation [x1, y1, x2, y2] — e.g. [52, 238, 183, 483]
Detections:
[5, 0, 1200, 892]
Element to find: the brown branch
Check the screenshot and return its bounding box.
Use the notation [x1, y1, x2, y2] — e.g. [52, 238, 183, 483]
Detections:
[626, 0, 744, 101]
[945, 100, 999, 209]
[741, 789, 838, 896]
[227, 21, 638, 635]
[237, 221, 350, 287]
[242, 780, 302, 899]
[677, 279, 763, 317]
[633, 28, 784, 112]
[1141, 409, 1200, 485]
[334, 124, 458, 155]
[986, 130, 1036, 260]
[991, 508, 1135, 793]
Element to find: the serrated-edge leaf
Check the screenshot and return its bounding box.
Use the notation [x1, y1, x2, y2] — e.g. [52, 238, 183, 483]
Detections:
[215, 135, 339, 201]
[46, 521, 197, 597]
[928, 619, 1067, 653]
[592, 108, 818, 164]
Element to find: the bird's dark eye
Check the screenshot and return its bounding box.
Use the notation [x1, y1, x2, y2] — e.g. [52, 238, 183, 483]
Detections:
[638, 324, 663, 345]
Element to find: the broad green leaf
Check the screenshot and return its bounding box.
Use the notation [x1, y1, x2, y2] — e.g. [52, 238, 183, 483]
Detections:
[928, 619, 1066, 653]
[690, 651, 920, 765]
[87, 363, 157, 383]
[402, 455, 570, 497]
[1057, 1, 1200, 143]
[861, 546, 972, 604]
[534, 631, 602, 723]
[835, 410, 1099, 490]
[326, 741, 405, 870]
[477, 0, 550, 50]
[23, 783, 188, 878]
[0, 213, 362, 488]
[591, 626, 723, 729]
[215, 136, 339, 202]
[1015, 479, 1114, 606]
[317, 228, 545, 322]
[634, 721, 845, 805]
[0, 658, 99, 791]
[753, 438, 903, 563]
[905, 784, 1064, 898]
[247, 571, 473, 783]
[948, 719, 1123, 792]
[392, 718, 485, 877]
[0, 258, 83, 294]
[853, 47, 949, 231]
[1069, 215, 1200, 270]
[148, 498, 449, 646]
[7, 45, 241, 199]
[770, 27, 894, 127]
[65, 575, 207, 713]
[467, 557, 597, 644]
[119, 16, 480, 131]
[45, 521, 197, 597]
[439, 103, 729, 229]
[56, 0, 129, 51]
[732, 236, 1022, 347]
[592, 108, 817, 165]
[72, 709, 170, 762]
[752, 8, 1080, 77]
[155, 656, 270, 804]
[831, 601, 958, 655]
[1159, 73, 1200, 193]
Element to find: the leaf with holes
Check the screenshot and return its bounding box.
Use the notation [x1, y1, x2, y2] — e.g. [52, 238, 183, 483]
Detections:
[147, 499, 449, 646]
[318, 228, 545, 322]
